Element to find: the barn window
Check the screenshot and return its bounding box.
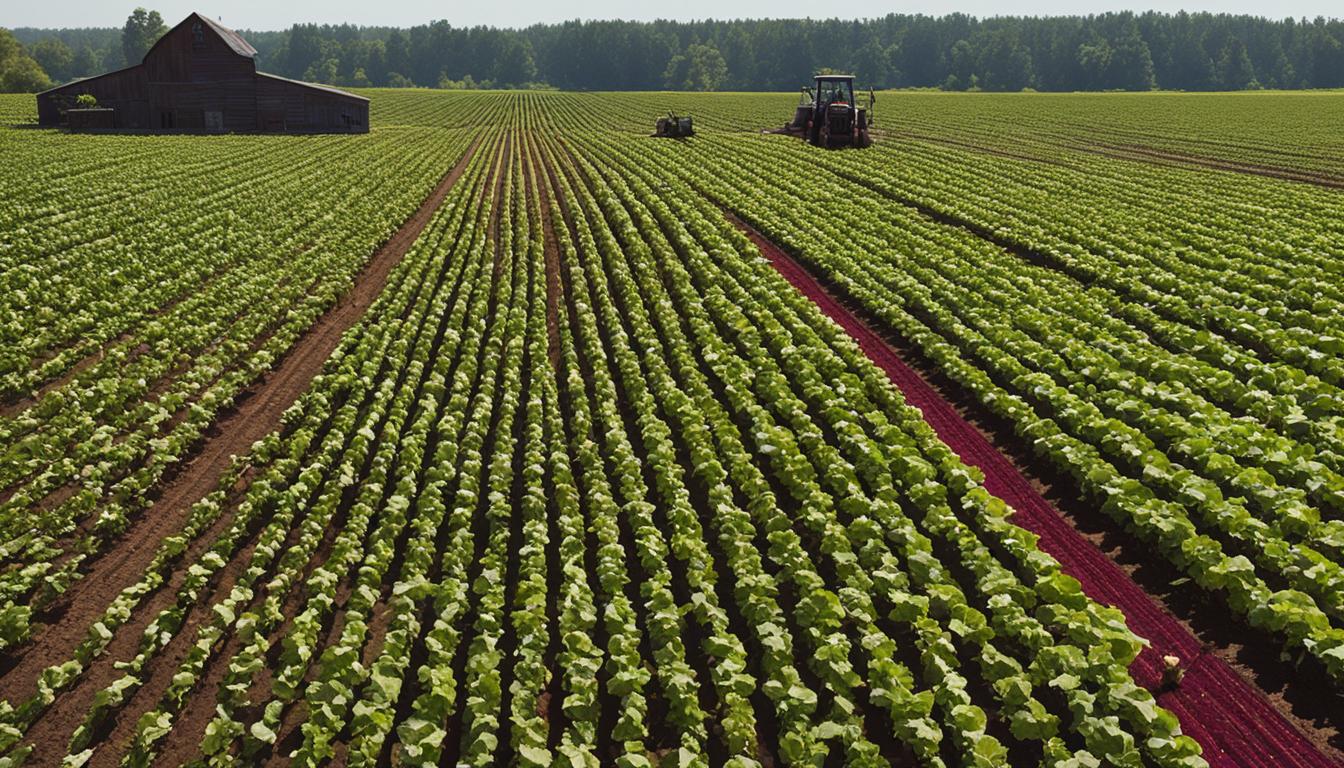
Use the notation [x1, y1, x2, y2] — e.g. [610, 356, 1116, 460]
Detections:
[192, 22, 204, 47]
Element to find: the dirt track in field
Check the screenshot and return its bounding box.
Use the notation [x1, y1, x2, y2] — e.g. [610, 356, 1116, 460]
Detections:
[888, 130, 1075, 168]
[1076, 141, 1344, 189]
[886, 130, 1344, 190]
[0, 136, 482, 767]
[726, 211, 1343, 768]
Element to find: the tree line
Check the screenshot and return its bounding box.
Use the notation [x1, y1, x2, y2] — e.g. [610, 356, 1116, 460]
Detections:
[5, 9, 1344, 93]
[3, 8, 168, 93]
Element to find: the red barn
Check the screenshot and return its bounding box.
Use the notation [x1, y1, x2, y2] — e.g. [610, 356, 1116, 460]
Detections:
[36, 13, 369, 133]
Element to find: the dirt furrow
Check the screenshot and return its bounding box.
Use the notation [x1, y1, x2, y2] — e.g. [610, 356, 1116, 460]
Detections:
[889, 130, 1075, 168]
[1075, 141, 1344, 189]
[0, 136, 483, 759]
[726, 211, 1343, 768]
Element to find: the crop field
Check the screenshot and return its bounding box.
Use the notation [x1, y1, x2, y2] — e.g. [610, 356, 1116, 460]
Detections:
[0, 89, 1342, 768]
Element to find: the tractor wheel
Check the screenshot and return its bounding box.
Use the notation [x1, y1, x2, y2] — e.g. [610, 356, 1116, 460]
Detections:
[858, 129, 872, 148]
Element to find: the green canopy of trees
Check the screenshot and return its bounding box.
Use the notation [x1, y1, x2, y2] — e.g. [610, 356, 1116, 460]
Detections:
[664, 44, 728, 90]
[121, 7, 166, 65]
[7, 9, 1344, 93]
[0, 29, 51, 93]
[243, 12, 1344, 92]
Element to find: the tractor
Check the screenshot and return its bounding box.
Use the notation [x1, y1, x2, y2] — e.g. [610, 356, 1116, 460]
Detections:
[772, 74, 874, 148]
[652, 113, 694, 138]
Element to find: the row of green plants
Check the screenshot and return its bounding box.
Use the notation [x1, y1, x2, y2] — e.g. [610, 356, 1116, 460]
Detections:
[537, 110, 1204, 764]
[0, 122, 483, 651]
[0, 126, 498, 768]
[4, 93, 1210, 766]
[650, 123, 1344, 683]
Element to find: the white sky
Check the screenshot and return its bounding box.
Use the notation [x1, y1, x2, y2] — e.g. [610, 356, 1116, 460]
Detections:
[5, 0, 1335, 30]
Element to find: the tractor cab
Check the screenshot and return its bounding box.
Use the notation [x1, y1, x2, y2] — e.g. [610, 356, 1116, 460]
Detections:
[807, 75, 872, 148]
[814, 76, 856, 109]
[776, 74, 874, 148]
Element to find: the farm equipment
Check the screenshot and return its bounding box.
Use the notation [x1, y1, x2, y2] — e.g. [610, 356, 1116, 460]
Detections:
[653, 113, 695, 138]
[770, 74, 874, 148]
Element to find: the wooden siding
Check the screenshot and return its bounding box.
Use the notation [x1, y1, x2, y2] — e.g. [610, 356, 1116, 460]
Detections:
[256, 76, 369, 133]
[67, 109, 116, 131]
[37, 68, 151, 128]
[142, 18, 255, 84]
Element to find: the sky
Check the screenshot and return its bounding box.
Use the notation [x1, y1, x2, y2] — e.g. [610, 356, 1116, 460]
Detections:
[5, 0, 1337, 30]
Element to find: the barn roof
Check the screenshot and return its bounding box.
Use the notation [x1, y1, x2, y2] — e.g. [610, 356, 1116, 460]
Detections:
[36, 64, 141, 96]
[144, 12, 258, 61]
[255, 72, 371, 102]
[195, 14, 258, 58]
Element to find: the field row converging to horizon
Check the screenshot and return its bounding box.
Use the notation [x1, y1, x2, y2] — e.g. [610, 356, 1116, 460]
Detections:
[0, 90, 1342, 768]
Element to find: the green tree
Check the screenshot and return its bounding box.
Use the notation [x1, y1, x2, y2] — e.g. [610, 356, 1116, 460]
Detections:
[976, 28, 1033, 91]
[72, 12, 1337, 94]
[303, 57, 340, 85]
[1162, 15, 1214, 89]
[1267, 51, 1295, 89]
[71, 46, 99, 79]
[493, 37, 536, 86]
[665, 43, 727, 90]
[347, 67, 371, 88]
[121, 8, 167, 65]
[1079, 23, 1155, 90]
[1108, 23, 1157, 90]
[662, 51, 689, 89]
[947, 39, 975, 89]
[30, 38, 73, 83]
[69, 46, 99, 77]
[1077, 37, 1113, 89]
[362, 39, 388, 85]
[0, 29, 52, 93]
[684, 43, 727, 91]
[385, 30, 411, 79]
[1303, 23, 1344, 88]
[851, 39, 893, 87]
[286, 24, 324, 79]
[1216, 38, 1257, 89]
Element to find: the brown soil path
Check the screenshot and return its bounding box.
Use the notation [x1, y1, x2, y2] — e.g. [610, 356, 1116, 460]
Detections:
[888, 129, 1075, 168]
[0, 136, 483, 748]
[1077, 141, 1344, 189]
[727, 212, 1343, 768]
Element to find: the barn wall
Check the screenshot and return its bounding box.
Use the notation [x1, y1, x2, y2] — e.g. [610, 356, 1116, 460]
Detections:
[143, 19, 257, 131]
[67, 109, 116, 131]
[38, 68, 151, 128]
[40, 72, 367, 133]
[256, 76, 369, 133]
[300, 91, 369, 133]
[148, 81, 257, 132]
